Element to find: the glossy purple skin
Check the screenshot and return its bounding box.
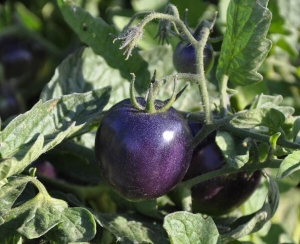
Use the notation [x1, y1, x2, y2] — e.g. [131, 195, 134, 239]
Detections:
[95, 98, 193, 201]
[173, 42, 214, 74]
[184, 121, 261, 215]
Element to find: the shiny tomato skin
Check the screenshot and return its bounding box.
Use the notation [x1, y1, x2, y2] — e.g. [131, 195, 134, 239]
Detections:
[95, 98, 193, 201]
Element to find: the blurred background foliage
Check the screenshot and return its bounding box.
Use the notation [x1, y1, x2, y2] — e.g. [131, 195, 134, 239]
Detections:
[1, 0, 300, 243]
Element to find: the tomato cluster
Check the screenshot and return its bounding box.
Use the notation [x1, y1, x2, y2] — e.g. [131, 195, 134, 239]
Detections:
[182, 121, 261, 215]
[94, 99, 261, 214]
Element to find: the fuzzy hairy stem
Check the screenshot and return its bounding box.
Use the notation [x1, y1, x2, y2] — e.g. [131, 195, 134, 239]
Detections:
[136, 12, 212, 122]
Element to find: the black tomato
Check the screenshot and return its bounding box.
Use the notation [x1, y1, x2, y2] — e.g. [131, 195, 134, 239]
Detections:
[95, 98, 193, 201]
[0, 87, 23, 121]
[173, 41, 214, 74]
[183, 121, 261, 215]
[0, 35, 45, 82]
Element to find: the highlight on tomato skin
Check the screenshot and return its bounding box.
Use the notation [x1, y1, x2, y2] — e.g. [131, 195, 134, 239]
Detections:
[94, 98, 194, 202]
[171, 121, 262, 216]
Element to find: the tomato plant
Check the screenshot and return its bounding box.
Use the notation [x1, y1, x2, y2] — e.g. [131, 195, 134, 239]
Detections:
[1, 0, 300, 243]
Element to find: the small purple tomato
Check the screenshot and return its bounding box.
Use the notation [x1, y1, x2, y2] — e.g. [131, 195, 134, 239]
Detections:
[173, 41, 214, 74]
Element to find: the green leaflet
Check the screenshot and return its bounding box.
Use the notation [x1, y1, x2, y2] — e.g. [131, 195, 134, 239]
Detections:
[0, 88, 110, 180]
[277, 150, 300, 179]
[217, 0, 272, 86]
[40, 47, 130, 109]
[45, 207, 96, 242]
[94, 212, 169, 243]
[0, 176, 96, 242]
[163, 211, 221, 244]
[216, 131, 249, 169]
[56, 0, 150, 93]
[230, 108, 285, 132]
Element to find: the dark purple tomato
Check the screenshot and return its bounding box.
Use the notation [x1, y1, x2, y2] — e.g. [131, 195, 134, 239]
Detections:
[0, 35, 45, 83]
[173, 41, 214, 74]
[0, 87, 23, 120]
[0, 36, 34, 80]
[183, 121, 261, 215]
[95, 98, 193, 201]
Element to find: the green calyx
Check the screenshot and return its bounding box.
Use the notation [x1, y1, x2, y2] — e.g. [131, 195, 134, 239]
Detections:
[130, 71, 179, 114]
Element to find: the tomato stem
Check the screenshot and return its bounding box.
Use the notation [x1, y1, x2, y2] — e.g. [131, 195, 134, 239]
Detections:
[219, 74, 230, 117]
[145, 82, 157, 113]
[181, 159, 282, 189]
[156, 76, 178, 113]
[193, 20, 215, 124]
[181, 187, 193, 212]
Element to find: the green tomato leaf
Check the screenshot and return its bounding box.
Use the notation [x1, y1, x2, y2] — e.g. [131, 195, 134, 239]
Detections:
[163, 211, 221, 244]
[0, 135, 44, 180]
[277, 150, 300, 179]
[0, 176, 30, 221]
[40, 47, 129, 108]
[249, 94, 283, 109]
[217, 0, 272, 86]
[0, 176, 96, 242]
[269, 132, 281, 149]
[249, 94, 295, 117]
[94, 213, 169, 244]
[216, 131, 249, 169]
[16, 198, 67, 239]
[56, 0, 150, 93]
[257, 142, 269, 163]
[230, 108, 285, 132]
[221, 174, 279, 241]
[110, 190, 163, 220]
[45, 207, 96, 242]
[0, 89, 110, 180]
[292, 118, 300, 142]
[0, 184, 67, 239]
